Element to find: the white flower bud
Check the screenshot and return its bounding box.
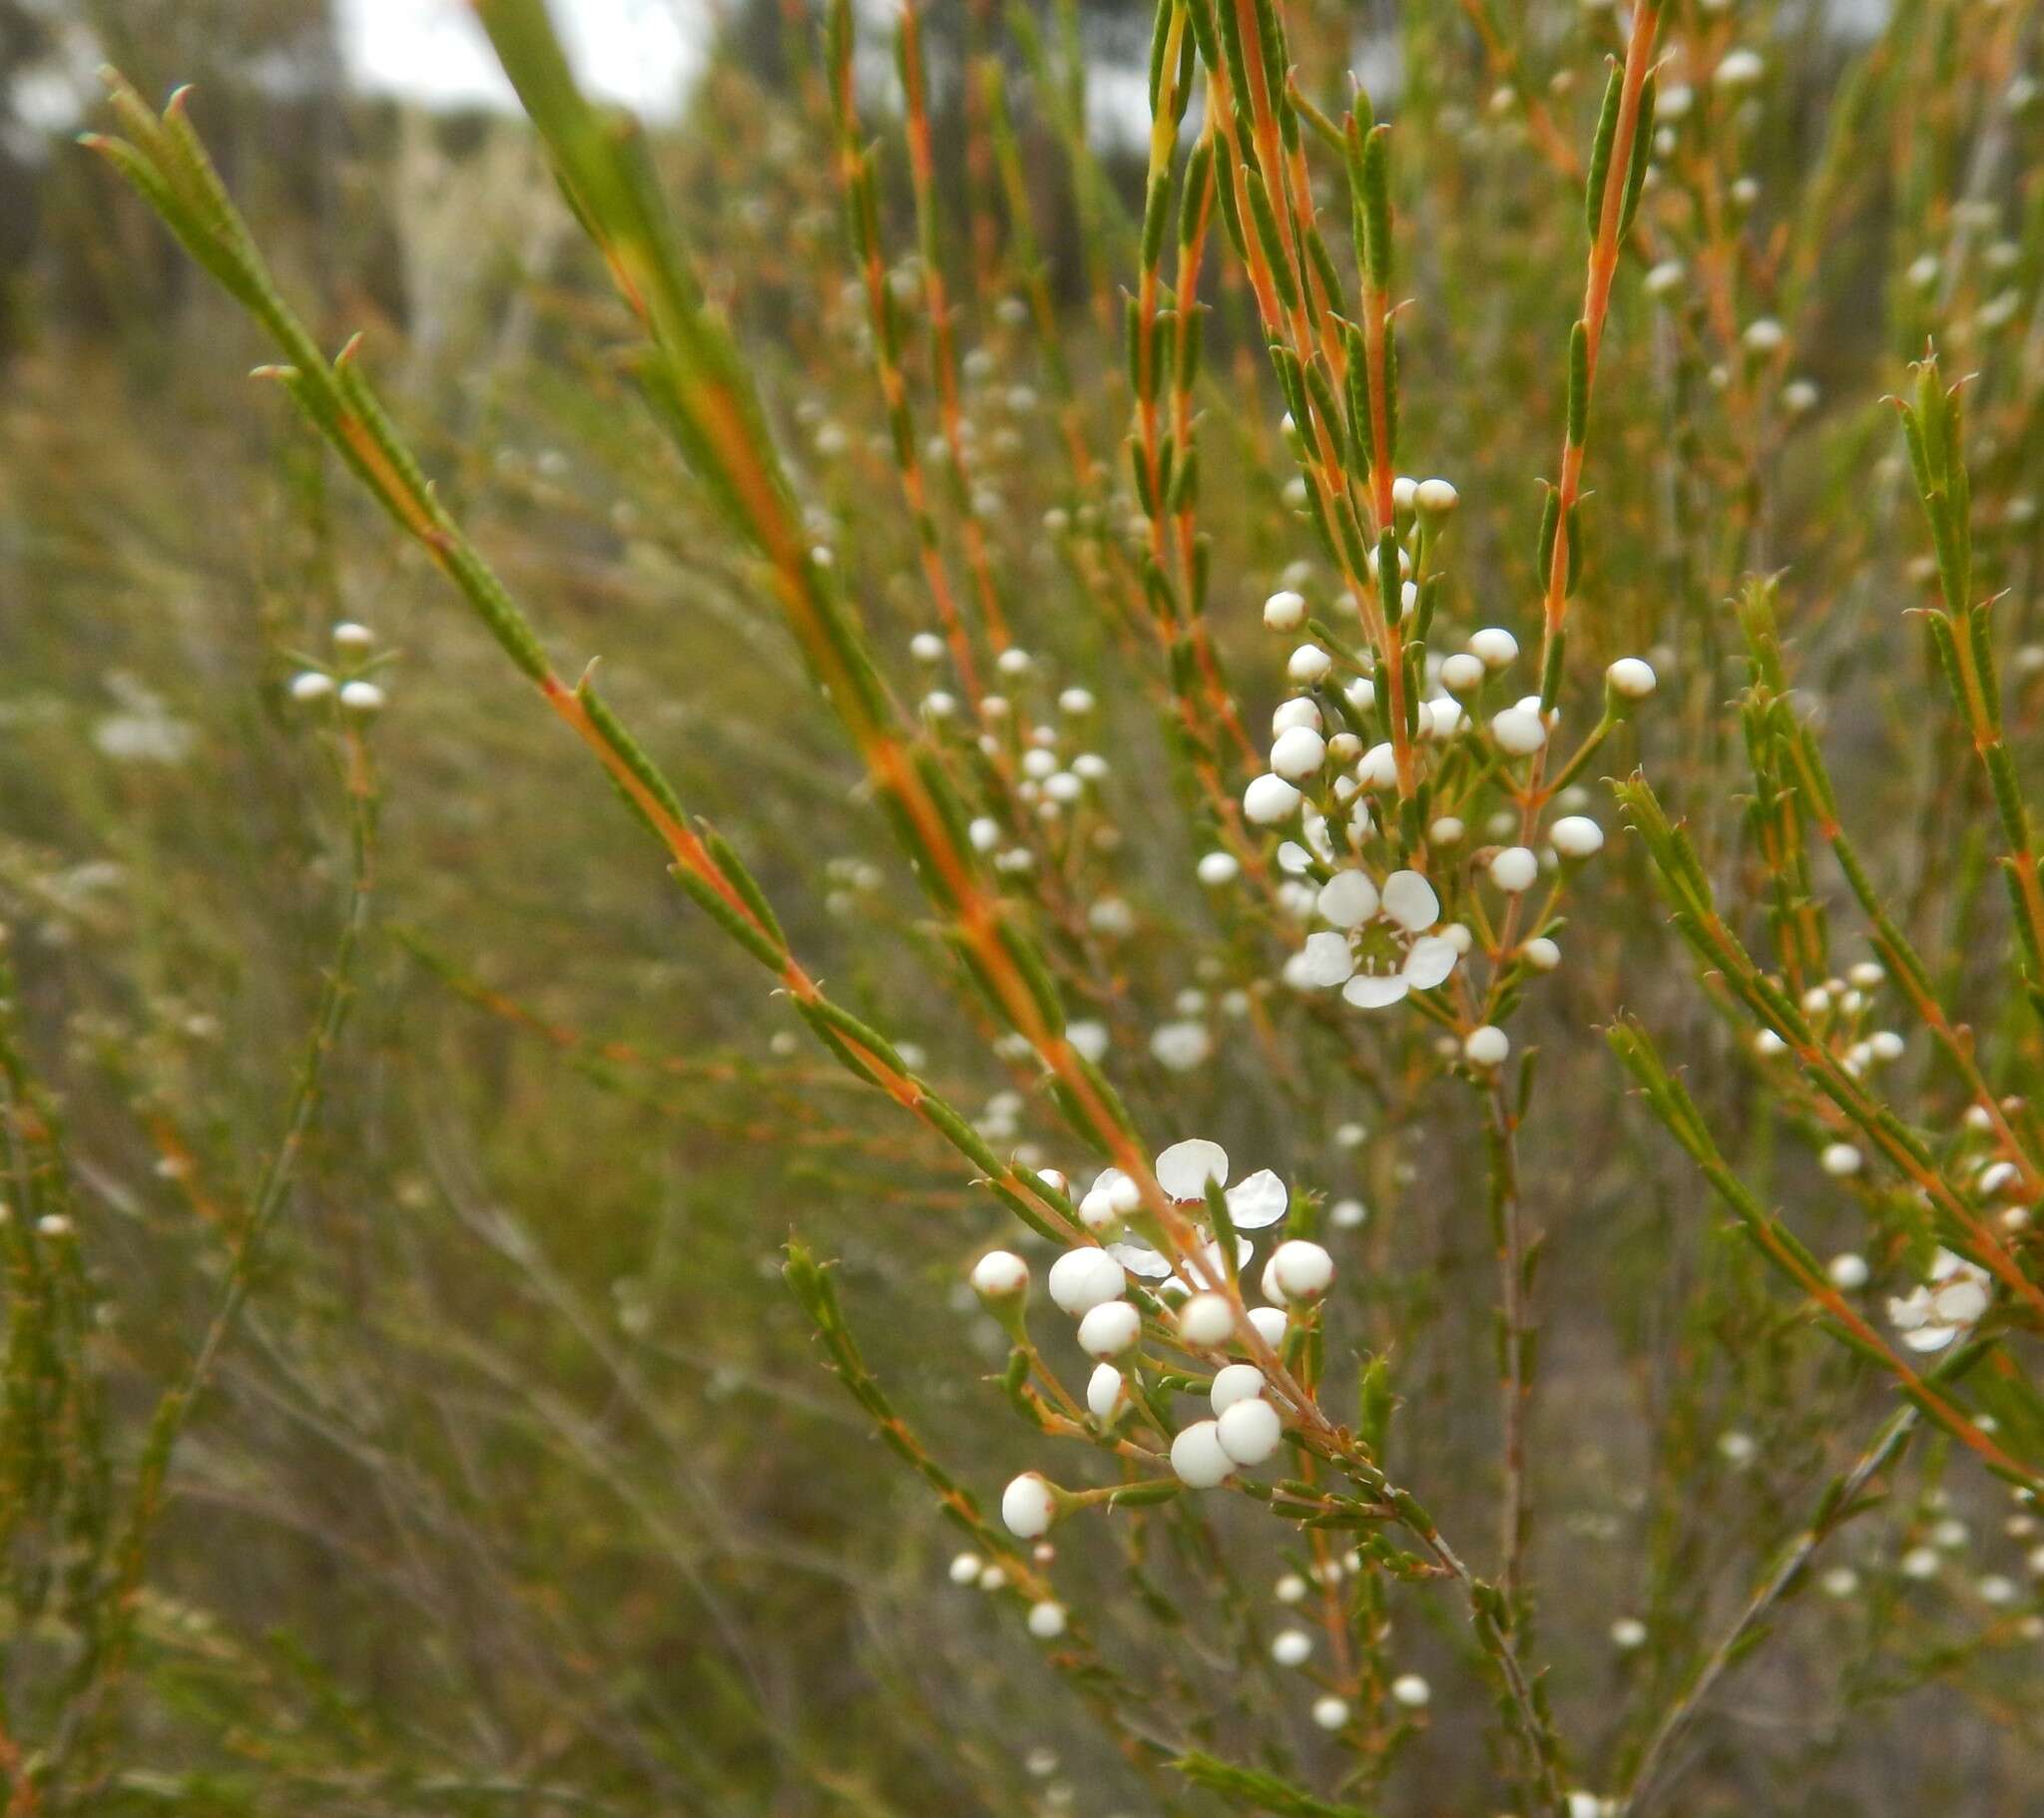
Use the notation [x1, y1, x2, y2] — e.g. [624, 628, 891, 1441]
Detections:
[1271, 1239, 1333, 1301]
[1245, 773, 1303, 824]
[1390, 1672, 1431, 1708]
[1002, 1472, 1057, 1537]
[1047, 1248, 1126, 1315]
[1171, 1419, 1236, 1488]
[1264, 589, 1308, 631]
[1468, 627, 1519, 670]
[1079, 1300, 1142, 1358]
[1611, 1617, 1648, 1650]
[1311, 1694, 1350, 1730]
[1607, 657, 1657, 699]
[1272, 724, 1328, 780]
[1415, 477, 1458, 516]
[1211, 1362, 1266, 1414]
[1440, 653, 1485, 693]
[1247, 1305, 1287, 1347]
[1273, 696, 1323, 734]
[970, 1250, 1029, 1299]
[1027, 1599, 1068, 1637]
[1819, 1142, 1863, 1177]
[909, 632, 945, 663]
[1490, 705, 1546, 755]
[1464, 1025, 1510, 1067]
[1521, 936, 1561, 972]
[1391, 475, 1417, 513]
[949, 1552, 983, 1585]
[1287, 644, 1333, 684]
[1086, 1361, 1126, 1422]
[289, 671, 334, 701]
[1715, 47, 1765, 90]
[1178, 1292, 1236, 1349]
[1551, 815, 1605, 858]
[1827, 1252, 1870, 1290]
[1216, 1395, 1284, 1466]
[1272, 1628, 1312, 1666]
[1490, 846, 1539, 893]
[338, 680, 385, 715]
[331, 621, 374, 651]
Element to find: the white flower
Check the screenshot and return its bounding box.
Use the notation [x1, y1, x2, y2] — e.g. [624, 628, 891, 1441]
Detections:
[1820, 1566, 1859, 1598]
[1819, 1141, 1862, 1177]
[1715, 47, 1765, 90]
[1002, 1473, 1058, 1537]
[1216, 1396, 1284, 1466]
[1171, 1419, 1235, 1487]
[1197, 851, 1241, 886]
[1887, 1248, 1991, 1352]
[1103, 1139, 1290, 1281]
[1610, 1617, 1648, 1650]
[1311, 1695, 1350, 1730]
[1307, 868, 1458, 1010]
[1826, 1252, 1870, 1290]
[1389, 1672, 1431, 1708]
[949, 1552, 983, 1585]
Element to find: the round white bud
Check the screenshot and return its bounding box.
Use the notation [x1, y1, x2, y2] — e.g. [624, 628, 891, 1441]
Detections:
[1607, 657, 1657, 698]
[1490, 846, 1539, 893]
[1047, 1248, 1126, 1316]
[948, 1552, 982, 1585]
[1440, 653, 1485, 693]
[1247, 1305, 1287, 1348]
[338, 680, 385, 715]
[1389, 1672, 1431, 1708]
[1819, 1142, 1863, 1178]
[1273, 696, 1323, 734]
[1178, 1292, 1236, 1349]
[331, 621, 374, 651]
[1490, 705, 1547, 755]
[1415, 477, 1458, 516]
[1211, 1362, 1267, 1414]
[1264, 589, 1308, 632]
[1001, 1473, 1058, 1537]
[1086, 1362, 1126, 1422]
[1026, 1599, 1067, 1638]
[1521, 936, 1562, 972]
[1468, 627, 1520, 670]
[1551, 815, 1605, 858]
[1198, 851, 1241, 886]
[1271, 1240, 1334, 1301]
[1826, 1251, 1870, 1290]
[1272, 724, 1328, 781]
[1311, 1695, 1350, 1730]
[1245, 773, 1303, 824]
[1078, 1300, 1142, 1358]
[1287, 644, 1333, 684]
[1272, 1628, 1312, 1666]
[1216, 1395, 1284, 1466]
[970, 1250, 1029, 1299]
[1465, 1025, 1510, 1067]
[289, 671, 334, 701]
[1171, 1419, 1236, 1488]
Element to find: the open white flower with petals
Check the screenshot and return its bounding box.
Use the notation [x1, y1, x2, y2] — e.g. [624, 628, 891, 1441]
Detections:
[1886, 1247, 1991, 1352]
[1098, 1138, 1289, 1281]
[1296, 867, 1460, 1009]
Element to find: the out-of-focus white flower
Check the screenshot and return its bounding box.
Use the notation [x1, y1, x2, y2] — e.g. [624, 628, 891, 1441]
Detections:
[1887, 1248, 1991, 1353]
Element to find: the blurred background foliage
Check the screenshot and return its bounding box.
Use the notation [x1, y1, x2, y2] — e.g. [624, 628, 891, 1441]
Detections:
[3, 0, 2044, 1812]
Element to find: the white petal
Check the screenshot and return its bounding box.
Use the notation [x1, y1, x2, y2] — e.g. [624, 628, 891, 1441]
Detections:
[1107, 1239, 1173, 1279]
[1401, 935, 1460, 991]
[1901, 1323, 1959, 1353]
[1380, 868, 1440, 931]
[1226, 1169, 1289, 1230]
[1178, 1233, 1255, 1290]
[1886, 1289, 1931, 1330]
[1278, 840, 1312, 875]
[1156, 1138, 1231, 1199]
[1316, 869, 1379, 929]
[1299, 931, 1357, 987]
[1932, 1279, 1989, 1325]
[1342, 971, 1409, 1009]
